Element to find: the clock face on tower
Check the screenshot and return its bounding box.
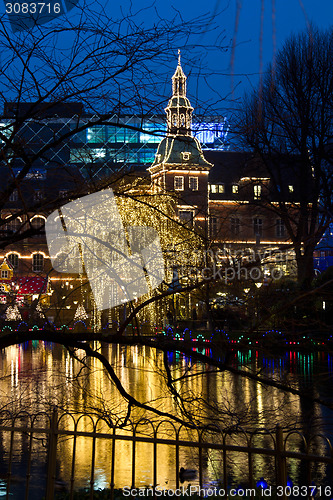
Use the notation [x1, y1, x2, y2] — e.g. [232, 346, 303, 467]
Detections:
[4, 0, 80, 31]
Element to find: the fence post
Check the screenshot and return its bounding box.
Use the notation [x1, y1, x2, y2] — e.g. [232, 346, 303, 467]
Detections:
[276, 424, 287, 499]
[45, 407, 58, 500]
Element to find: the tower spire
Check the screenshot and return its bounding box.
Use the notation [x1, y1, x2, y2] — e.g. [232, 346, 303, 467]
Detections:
[165, 53, 193, 136]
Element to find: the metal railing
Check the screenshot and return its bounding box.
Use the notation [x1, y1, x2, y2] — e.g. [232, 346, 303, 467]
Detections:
[0, 408, 332, 499]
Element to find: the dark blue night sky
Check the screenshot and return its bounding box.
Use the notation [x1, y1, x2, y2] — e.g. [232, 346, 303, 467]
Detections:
[1, 0, 333, 115]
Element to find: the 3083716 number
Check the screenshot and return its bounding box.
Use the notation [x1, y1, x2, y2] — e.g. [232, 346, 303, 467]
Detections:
[6, 3, 61, 14]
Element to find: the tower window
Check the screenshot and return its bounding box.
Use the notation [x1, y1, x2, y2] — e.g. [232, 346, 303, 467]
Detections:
[189, 177, 198, 191]
[180, 114, 185, 126]
[174, 176, 184, 191]
[254, 185, 262, 200]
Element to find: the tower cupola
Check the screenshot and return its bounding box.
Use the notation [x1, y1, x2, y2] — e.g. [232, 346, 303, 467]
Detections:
[165, 50, 194, 137]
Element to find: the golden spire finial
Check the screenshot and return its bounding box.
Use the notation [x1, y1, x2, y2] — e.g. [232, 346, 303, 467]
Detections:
[178, 49, 181, 66]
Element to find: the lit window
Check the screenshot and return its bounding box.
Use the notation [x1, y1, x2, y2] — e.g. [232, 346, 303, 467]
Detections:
[1, 270, 8, 279]
[174, 176, 184, 191]
[32, 253, 44, 272]
[254, 185, 261, 200]
[210, 184, 225, 194]
[276, 219, 285, 238]
[8, 253, 19, 270]
[253, 217, 263, 236]
[288, 185, 294, 193]
[230, 217, 240, 235]
[189, 177, 198, 191]
[9, 190, 18, 202]
[182, 152, 191, 161]
[232, 184, 239, 194]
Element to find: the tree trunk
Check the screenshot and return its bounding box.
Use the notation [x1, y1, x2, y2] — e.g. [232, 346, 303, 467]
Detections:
[296, 246, 315, 290]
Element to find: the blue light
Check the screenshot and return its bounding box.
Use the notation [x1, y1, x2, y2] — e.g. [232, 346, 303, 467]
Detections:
[256, 478, 268, 489]
[287, 478, 293, 487]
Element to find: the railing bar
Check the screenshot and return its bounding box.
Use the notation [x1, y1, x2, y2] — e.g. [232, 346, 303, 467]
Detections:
[69, 431, 77, 500]
[131, 430, 136, 489]
[199, 434, 203, 496]
[90, 433, 97, 500]
[1, 424, 333, 464]
[6, 428, 15, 500]
[25, 430, 34, 500]
[153, 437, 157, 500]
[110, 427, 116, 500]
[175, 438, 180, 490]
[223, 446, 227, 495]
[248, 447, 254, 489]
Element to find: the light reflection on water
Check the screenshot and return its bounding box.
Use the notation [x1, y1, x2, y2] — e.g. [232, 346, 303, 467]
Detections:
[0, 342, 333, 496]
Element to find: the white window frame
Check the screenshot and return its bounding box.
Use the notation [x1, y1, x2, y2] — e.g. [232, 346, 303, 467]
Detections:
[32, 253, 44, 273]
[254, 184, 262, 200]
[174, 176, 184, 191]
[189, 176, 198, 191]
[7, 253, 19, 270]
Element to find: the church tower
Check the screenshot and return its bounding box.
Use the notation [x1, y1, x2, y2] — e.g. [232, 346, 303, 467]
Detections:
[148, 52, 212, 227]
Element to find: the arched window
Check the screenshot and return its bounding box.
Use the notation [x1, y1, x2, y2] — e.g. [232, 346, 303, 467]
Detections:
[5, 215, 22, 235]
[31, 216, 45, 238]
[173, 114, 177, 126]
[180, 114, 185, 126]
[7, 253, 19, 270]
[32, 253, 44, 272]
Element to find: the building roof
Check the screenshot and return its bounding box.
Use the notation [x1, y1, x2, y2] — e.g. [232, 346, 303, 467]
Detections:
[16, 277, 48, 295]
[149, 136, 212, 171]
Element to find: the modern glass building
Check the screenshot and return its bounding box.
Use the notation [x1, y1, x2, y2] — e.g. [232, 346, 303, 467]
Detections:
[0, 105, 229, 180]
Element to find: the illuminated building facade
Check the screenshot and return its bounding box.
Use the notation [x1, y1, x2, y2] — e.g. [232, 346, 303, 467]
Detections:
[149, 56, 298, 281]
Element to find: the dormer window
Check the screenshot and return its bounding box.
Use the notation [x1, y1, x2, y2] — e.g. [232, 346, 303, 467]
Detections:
[254, 185, 262, 200]
[182, 152, 191, 161]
